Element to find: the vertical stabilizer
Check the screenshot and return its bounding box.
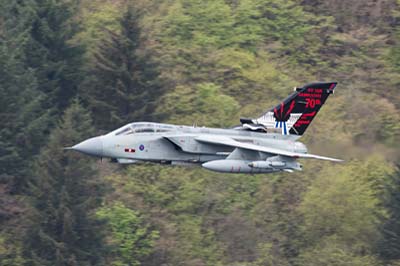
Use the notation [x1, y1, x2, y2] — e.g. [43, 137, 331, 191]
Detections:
[240, 82, 337, 135]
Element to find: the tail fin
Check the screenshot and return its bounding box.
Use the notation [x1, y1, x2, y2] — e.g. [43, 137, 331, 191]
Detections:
[240, 82, 337, 135]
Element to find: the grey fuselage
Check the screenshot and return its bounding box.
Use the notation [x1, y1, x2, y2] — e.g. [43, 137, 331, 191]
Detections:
[73, 122, 307, 171]
[71, 81, 341, 173]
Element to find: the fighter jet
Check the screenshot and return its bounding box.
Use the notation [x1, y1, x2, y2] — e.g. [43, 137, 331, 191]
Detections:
[68, 82, 342, 173]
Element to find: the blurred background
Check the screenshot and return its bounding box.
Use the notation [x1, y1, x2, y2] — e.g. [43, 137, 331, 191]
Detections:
[1, 0, 400, 265]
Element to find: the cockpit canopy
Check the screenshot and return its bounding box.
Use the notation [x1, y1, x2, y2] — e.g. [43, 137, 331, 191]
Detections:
[108, 122, 175, 136]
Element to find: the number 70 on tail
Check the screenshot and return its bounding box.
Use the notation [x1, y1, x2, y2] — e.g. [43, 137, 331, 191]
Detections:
[67, 82, 342, 174]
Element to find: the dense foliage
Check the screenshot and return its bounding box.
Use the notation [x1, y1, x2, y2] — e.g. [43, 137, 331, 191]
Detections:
[1, 0, 400, 265]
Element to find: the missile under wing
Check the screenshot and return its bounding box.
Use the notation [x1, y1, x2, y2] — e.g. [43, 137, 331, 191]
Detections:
[69, 82, 342, 174]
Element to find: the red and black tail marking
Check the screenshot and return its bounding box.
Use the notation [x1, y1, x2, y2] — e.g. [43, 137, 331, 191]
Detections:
[288, 82, 337, 135]
[240, 82, 337, 135]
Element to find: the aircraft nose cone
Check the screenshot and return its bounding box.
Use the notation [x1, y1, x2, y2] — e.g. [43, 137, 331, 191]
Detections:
[72, 136, 103, 157]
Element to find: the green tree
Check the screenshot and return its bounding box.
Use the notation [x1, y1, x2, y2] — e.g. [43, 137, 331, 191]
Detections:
[161, 0, 235, 48]
[81, 5, 160, 131]
[76, 0, 122, 58]
[25, 0, 85, 112]
[0, 2, 48, 264]
[251, 172, 308, 265]
[97, 202, 159, 266]
[0, 0, 86, 192]
[378, 164, 400, 261]
[299, 157, 393, 257]
[0, 233, 26, 266]
[0, 30, 38, 190]
[23, 101, 106, 266]
[297, 236, 379, 266]
[156, 82, 240, 127]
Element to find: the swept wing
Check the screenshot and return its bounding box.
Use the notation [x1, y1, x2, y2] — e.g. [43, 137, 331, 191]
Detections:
[195, 135, 343, 162]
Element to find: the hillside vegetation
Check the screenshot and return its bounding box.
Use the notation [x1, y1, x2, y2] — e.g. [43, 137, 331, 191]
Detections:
[1, 0, 400, 265]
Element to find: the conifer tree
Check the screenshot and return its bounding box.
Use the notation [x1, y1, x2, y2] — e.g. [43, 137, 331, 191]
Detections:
[0, 0, 86, 192]
[379, 164, 400, 261]
[24, 0, 85, 112]
[0, 34, 36, 188]
[81, 5, 160, 131]
[0, 0, 49, 193]
[23, 101, 106, 266]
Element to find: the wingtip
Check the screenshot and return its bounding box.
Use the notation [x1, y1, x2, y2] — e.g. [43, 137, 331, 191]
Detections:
[327, 157, 344, 163]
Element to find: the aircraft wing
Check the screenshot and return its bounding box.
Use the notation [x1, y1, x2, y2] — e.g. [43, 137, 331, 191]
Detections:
[195, 135, 343, 162]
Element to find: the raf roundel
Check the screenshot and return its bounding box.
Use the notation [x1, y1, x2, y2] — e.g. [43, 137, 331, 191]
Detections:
[68, 82, 342, 174]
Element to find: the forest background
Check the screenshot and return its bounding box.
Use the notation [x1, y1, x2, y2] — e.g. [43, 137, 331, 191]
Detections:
[1, 0, 400, 265]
